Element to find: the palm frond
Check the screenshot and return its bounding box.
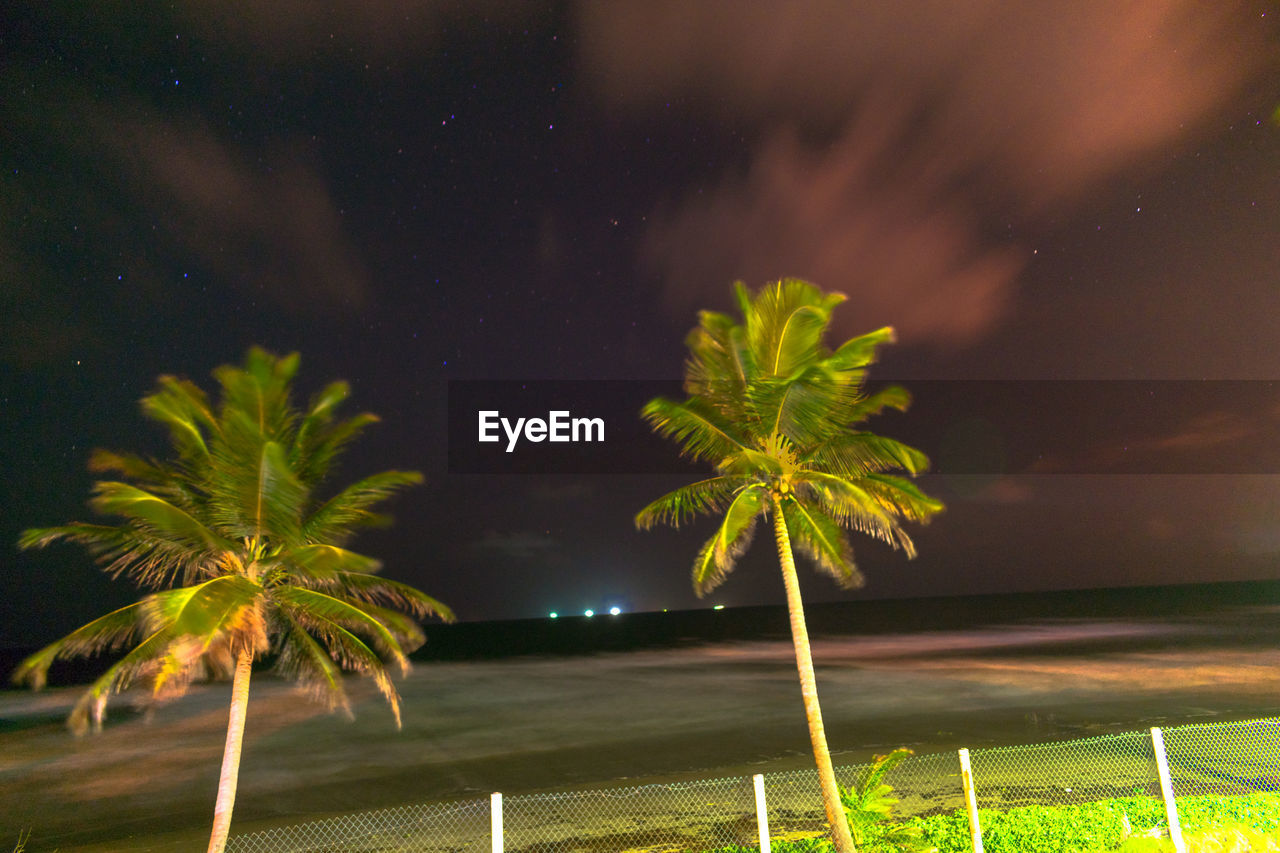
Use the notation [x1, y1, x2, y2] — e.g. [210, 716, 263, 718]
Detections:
[19, 522, 213, 588]
[302, 470, 424, 544]
[781, 498, 863, 589]
[641, 396, 749, 464]
[803, 432, 931, 477]
[683, 311, 751, 416]
[139, 375, 219, 461]
[795, 470, 917, 557]
[271, 586, 409, 671]
[273, 611, 351, 717]
[87, 449, 171, 485]
[691, 484, 767, 596]
[861, 474, 946, 523]
[207, 440, 306, 542]
[213, 347, 300, 443]
[10, 601, 148, 690]
[829, 326, 895, 371]
[88, 482, 229, 553]
[634, 477, 745, 530]
[746, 363, 863, 449]
[275, 593, 404, 727]
[293, 412, 381, 487]
[845, 384, 913, 422]
[745, 279, 844, 379]
[327, 573, 456, 622]
[285, 543, 383, 579]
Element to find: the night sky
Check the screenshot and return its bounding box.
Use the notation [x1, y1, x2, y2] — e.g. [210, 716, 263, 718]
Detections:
[3, 1, 1278, 646]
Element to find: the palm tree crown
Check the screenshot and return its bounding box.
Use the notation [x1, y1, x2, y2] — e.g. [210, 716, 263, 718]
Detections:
[636, 279, 942, 853]
[637, 278, 943, 591]
[15, 347, 452, 733]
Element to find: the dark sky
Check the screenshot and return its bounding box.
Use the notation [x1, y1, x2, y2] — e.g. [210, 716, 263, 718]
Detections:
[2, 1, 1278, 644]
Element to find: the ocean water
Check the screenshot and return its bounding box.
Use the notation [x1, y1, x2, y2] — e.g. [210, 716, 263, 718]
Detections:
[3, 581, 1280, 851]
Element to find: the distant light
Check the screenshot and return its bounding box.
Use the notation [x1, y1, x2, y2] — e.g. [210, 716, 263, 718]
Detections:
[584, 609, 594, 618]
[713, 605, 725, 610]
[609, 606, 621, 616]
[549, 612, 558, 619]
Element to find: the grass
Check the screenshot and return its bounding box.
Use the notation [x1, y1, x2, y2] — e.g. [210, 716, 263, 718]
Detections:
[697, 792, 1280, 853]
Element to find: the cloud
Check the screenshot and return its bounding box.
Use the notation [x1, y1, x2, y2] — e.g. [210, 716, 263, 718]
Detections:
[467, 529, 559, 561]
[110, 116, 371, 314]
[579, 0, 1272, 345]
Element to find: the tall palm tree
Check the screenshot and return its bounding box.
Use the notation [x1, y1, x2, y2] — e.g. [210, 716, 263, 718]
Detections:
[636, 280, 943, 853]
[13, 347, 453, 853]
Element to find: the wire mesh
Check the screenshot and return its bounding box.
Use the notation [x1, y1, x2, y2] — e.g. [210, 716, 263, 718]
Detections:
[223, 717, 1280, 853]
[502, 775, 758, 853]
[224, 797, 490, 853]
[1161, 718, 1280, 799]
[967, 730, 1162, 811]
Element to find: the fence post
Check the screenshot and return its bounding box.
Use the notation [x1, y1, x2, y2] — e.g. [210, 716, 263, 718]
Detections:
[958, 748, 984, 853]
[753, 773, 771, 853]
[491, 792, 503, 853]
[1151, 728, 1186, 853]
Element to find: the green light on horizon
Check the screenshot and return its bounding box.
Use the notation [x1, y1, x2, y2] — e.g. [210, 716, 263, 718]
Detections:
[584, 609, 594, 617]
[713, 604, 725, 610]
[549, 612, 558, 619]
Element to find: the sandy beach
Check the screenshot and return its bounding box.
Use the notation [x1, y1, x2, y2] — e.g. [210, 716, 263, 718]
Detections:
[4, 611, 1280, 851]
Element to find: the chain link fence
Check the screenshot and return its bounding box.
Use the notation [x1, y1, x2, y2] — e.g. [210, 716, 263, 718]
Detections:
[226, 716, 1280, 853]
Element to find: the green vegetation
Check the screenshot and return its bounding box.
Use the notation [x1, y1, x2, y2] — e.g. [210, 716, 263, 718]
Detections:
[704, 792, 1280, 853]
[637, 279, 943, 853]
[839, 749, 931, 852]
[12, 348, 453, 853]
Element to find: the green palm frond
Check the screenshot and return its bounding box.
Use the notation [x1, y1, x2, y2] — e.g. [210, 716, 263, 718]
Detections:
[88, 482, 230, 553]
[273, 611, 351, 716]
[794, 469, 916, 556]
[276, 592, 405, 727]
[207, 439, 307, 543]
[745, 364, 862, 448]
[10, 601, 148, 690]
[745, 279, 844, 379]
[15, 347, 450, 735]
[861, 474, 946, 523]
[87, 449, 172, 486]
[684, 311, 750, 413]
[829, 326, 895, 371]
[139, 375, 219, 461]
[272, 586, 409, 671]
[804, 432, 931, 477]
[285, 543, 383, 579]
[302, 470, 424, 543]
[294, 412, 381, 487]
[327, 573, 455, 622]
[691, 484, 767, 595]
[19, 522, 212, 588]
[781, 498, 863, 588]
[844, 384, 913, 422]
[634, 477, 746, 530]
[641, 396, 749, 464]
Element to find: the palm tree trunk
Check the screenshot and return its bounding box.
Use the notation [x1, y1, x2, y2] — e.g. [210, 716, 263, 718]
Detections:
[207, 650, 253, 853]
[771, 495, 858, 853]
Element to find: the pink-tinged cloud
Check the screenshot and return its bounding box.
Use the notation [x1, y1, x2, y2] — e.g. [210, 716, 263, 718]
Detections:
[643, 126, 1027, 345]
[111, 117, 370, 313]
[579, 1, 1272, 345]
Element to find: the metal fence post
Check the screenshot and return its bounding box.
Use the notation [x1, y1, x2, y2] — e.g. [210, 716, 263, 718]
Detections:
[1151, 728, 1186, 853]
[491, 792, 503, 853]
[753, 773, 771, 853]
[958, 748, 984, 853]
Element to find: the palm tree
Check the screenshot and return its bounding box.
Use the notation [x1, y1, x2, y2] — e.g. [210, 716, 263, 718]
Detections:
[636, 279, 943, 853]
[12, 347, 453, 853]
